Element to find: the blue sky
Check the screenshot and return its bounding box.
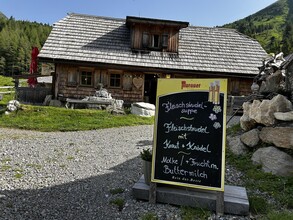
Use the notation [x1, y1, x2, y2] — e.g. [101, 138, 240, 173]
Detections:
[1, 0, 277, 27]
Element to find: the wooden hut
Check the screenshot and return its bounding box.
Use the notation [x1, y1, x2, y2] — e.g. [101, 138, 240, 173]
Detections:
[38, 14, 267, 105]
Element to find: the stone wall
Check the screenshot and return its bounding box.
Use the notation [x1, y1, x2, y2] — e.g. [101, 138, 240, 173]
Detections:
[227, 94, 293, 177]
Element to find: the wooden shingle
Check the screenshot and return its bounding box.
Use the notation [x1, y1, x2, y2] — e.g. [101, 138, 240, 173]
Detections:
[39, 13, 267, 76]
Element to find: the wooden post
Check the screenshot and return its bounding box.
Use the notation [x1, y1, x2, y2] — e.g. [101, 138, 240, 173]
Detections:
[149, 182, 157, 204]
[216, 191, 224, 216]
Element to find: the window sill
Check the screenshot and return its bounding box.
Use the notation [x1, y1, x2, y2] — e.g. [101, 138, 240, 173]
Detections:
[67, 82, 78, 87]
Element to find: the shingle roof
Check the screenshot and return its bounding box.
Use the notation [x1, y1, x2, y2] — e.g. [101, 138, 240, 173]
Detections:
[282, 53, 293, 69]
[38, 13, 268, 75]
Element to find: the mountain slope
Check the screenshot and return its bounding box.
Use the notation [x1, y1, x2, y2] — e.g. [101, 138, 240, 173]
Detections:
[0, 11, 7, 19]
[223, 0, 293, 55]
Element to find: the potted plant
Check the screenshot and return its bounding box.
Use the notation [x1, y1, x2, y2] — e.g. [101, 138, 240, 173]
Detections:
[140, 148, 152, 185]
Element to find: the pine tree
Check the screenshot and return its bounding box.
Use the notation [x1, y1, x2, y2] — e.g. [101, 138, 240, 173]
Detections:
[0, 16, 52, 76]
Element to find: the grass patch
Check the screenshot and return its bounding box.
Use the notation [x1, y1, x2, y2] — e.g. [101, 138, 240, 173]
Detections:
[26, 163, 42, 170]
[66, 156, 75, 160]
[226, 123, 242, 136]
[13, 167, 24, 178]
[266, 211, 293, 220]
[180, 206, 212, 220]
[1, 158, 12, 163]
[0, 75, 14, 86]
[249, 196, 270, 215]
[109, 188, 124, 195]
[1, 165, 12, 171]
[0, 75, 15, 106]
[59, 164, 66, 168]
[140, 212, 158, 220]
[0, 105, 154, 132]
[14, 172, 24, 179]
[110, 198, 125, 211]
[226, 149, 293, 210]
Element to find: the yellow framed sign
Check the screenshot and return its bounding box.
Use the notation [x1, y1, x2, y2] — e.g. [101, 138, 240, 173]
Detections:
[151, 78, 227, 191]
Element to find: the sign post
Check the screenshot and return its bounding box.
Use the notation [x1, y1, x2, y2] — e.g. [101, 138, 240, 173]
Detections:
[151, 78, 227, 211]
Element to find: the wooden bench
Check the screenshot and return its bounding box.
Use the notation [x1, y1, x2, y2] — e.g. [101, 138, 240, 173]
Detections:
[65, 98, 113, 109]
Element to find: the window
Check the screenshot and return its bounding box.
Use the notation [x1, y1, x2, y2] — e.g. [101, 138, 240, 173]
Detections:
[80, 70, 93, 86]
[68, 72, 78, 86]
[142, 32, 149, 48]
[141, 33, 168, 50]
[110, 73, 121, 88]
[152, 34, 160, 48]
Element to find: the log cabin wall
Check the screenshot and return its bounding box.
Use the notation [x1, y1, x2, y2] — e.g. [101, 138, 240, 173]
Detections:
[56, 63, 254, 103]
[56, 64, 144, 103]
[130, 23, 179, 53]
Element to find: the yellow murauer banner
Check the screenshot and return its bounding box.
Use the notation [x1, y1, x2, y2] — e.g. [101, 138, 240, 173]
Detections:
[152, 78, 227, 191]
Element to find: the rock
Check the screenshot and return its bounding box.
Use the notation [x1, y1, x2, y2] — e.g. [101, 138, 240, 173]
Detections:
[226, 136, 248, 156]
[114, 100, 124, 109]
[240, 102, 256, 131]
[253, 95, 292, 126]
[7, 100, 20, 112]
[259, 70, 283, 94]
[259, 127, 293, 149]
[240, 129, 260, 148]
[250, 99, 272, 125]
[131, 102, 155, 117]
[43, 95, 52, 106]
[49, 100, 62, 107]
[274, 111, 293, 121]
[241, 95, 293, 128]
[251, 146, 293, 177]
[110, 108, 126, 115]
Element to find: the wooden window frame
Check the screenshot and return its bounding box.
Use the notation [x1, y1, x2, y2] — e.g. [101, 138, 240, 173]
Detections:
[80, 69, 93, 87]
[162, 34, 169, 48]
[142, 32, 149, 48]
[151, 34, 160, 49]
[109, 72, 122, 88]
[67, 71, 78, 87]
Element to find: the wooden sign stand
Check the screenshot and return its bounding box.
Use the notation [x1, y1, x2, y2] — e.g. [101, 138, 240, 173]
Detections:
[148, 182, 157, 204]
[144, 79, 232, 215]
[216, 191, 224, 216]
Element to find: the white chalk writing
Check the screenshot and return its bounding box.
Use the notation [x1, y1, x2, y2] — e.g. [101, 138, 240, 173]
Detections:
[164, 122, 209, 134]
[163, 165, 208, 179]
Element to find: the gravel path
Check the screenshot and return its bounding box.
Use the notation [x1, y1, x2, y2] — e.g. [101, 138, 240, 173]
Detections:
[0, 125, 247, 220]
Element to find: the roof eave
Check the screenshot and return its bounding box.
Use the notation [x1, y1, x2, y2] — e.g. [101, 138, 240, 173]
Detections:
[38, 57, 257, 78]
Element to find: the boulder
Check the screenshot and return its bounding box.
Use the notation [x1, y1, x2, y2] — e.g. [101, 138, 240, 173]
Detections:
[226, 136, 248, 156]
[43, 95, 52, 106]
[114, 100, 124, 109]
[259, 127, 293, 149]
[259, 70, 283, 94]
[251, 146, 293, 177]
[49, 100, 62, 107]
[240, 102, 256, 131]
[274, 111, 293, 121]
[7, 100, 20, 112]
[240, 95, 293, 128]
[250, 99, 273, 126]
[110, 108, 126, 115]
[131, 102, 155, 117]
[240, 129, 260, 148]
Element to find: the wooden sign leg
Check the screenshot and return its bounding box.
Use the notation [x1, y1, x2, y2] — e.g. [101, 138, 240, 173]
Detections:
[216, 191, 224, 216]
[149, 182, 157, 204]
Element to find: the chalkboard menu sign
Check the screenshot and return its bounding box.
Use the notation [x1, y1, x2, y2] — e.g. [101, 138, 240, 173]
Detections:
[151, 79, 227, 191]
